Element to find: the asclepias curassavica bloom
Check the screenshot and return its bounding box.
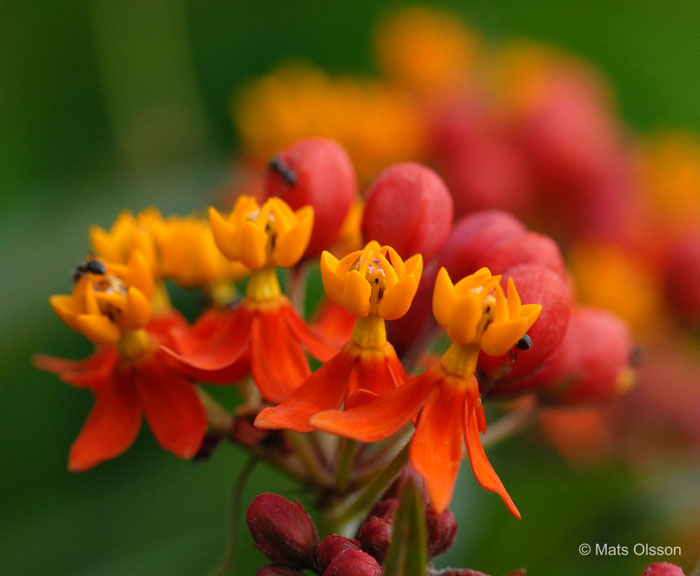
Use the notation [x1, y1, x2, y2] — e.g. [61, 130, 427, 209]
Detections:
[35, 138, 641, 576]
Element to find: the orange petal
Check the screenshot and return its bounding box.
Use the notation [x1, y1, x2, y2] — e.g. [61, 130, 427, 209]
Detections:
[281, 301, 339, 361]
[379, 274, 419, 320]
[311, 366, 439, 442]
[68, 375, 142, 471]
[123, 286, 152, 330]
[159, 306, 252, 383]
[239, 221, 268, 269]
[464, 389, 521, 519]
[343, 269, 372, 317]
[251, 307, 311, 403]
[34, 348, 118, 391]
[135, 358, 208, 459]
[209, 206, 240, 262]
[410, 380, 466, 514]
[254, 350, 356, 433]
[345, 349, 403, 408]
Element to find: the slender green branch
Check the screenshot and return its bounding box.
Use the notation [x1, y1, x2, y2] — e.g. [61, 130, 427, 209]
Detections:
[481, 396, 539, 449]
[285, 430, 332, 487]
[198, 388, 234, 435]
[326, 440, 410, 533]
[209, 456, 257, 576]
[351, 427, 412, 489]
[335, 438, 358, 493]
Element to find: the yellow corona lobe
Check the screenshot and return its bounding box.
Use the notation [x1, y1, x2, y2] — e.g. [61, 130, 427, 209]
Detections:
[320, 241, 423, 320]
[209, 196, 313, 270]
[50, 251, 155, 346]
[433, 267, 542, 356]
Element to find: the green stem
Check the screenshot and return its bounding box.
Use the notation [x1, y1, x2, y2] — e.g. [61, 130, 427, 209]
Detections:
[351, 427, 412, 489]
[481, 396, 539, 449]
[209, 456, 257, 576]
[335, 438, 358, 494]
[326, 440, 410, 533]
[285, 431, 332, 487]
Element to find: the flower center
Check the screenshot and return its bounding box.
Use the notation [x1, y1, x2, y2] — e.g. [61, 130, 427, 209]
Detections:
[246, 267, 281, 304]
[117, 328, 154, 362]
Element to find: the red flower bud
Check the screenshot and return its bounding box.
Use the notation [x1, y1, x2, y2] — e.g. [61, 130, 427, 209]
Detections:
[246, 493, 318, 567]
[323, 549, 383, 576]
[368, 497, 399, 521]
[426, 505, 457, 558]
[541, 306, 635, 404]
[314, 534, 362, 573]
[439, 210, 527, 280]
[357, 515, 393, 565]
[481, 264, 572, 393]
[362, 162, 453, 262]
[257, 566, 307, 576]
[665, 229, 700, 326]
[265, 138, 357, 256]
[640, 563, 686, 576]
[483, 231, 567, 281]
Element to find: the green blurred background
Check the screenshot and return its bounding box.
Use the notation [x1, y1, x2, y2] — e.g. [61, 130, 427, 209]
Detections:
[2, 1, 699, 574]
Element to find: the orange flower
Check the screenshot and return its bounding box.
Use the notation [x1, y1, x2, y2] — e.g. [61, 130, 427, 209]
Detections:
[312, 267, 541, 516]
[35, 253, 207, 470]
[161, 196, 337, 403]
[254, 242, 422, 432]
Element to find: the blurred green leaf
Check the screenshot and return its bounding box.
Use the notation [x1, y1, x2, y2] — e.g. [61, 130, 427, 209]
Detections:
[385, 473, 428, 576]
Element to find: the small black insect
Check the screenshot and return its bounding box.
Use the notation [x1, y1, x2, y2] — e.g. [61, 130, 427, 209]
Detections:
[268, 156, 298, 185]
[509, 333, 532, 362]
[72, 256, 106, 282]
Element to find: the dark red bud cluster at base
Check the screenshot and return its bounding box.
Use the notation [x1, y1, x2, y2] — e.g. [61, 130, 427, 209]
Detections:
[265, 137, 358, 256]
[362, 162, 454, 263]
[247, 489, 461, 576]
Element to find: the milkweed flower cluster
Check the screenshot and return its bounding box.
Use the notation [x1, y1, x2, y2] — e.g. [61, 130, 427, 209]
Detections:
[36, 130, 643, 576]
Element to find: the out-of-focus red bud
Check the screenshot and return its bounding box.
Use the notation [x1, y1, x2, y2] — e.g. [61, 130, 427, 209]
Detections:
[246, 493, 318, 567]
[362, 162, 453, 262]
[540, 307, 635, 404]
[426, 505, 457, 558]
[665, 229, 700, 326]
[387, 262, 439, 355]
[430, 101, 533, 217]
[265, 138, 357, 256]
[257, 566, 307, 576]
[439, 210, 527, 280]
[640, 563, 686, 576]
[314, 534, 362, 573]
[483, 231, 567, 281]
[481, 264, 572, 392]
[357, 515, 393, 565]
[323, 549, 383, 576]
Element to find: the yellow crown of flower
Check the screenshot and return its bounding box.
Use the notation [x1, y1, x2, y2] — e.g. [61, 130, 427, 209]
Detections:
[320, 241, 423, 319]
[209, 196, 313, 270]
[50, 252, 154, 345]
[433, 267, 542, 355]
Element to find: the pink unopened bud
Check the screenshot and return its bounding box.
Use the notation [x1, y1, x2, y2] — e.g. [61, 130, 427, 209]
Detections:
[640, 562, 686, 576]
[426, 505, 457, 558]
[357, 515, 393, 565]
[541, 306, 635, 404]
[257, 566, 307, 576]
[439, 210, 527, 280]
[265, 138, 357, 256]
[323, 549, 383, 576]
[314, 534, 362, 573]
[246, 493, 318, 567]
[481, 264, 572, 392]
[362, 162, 453, 262]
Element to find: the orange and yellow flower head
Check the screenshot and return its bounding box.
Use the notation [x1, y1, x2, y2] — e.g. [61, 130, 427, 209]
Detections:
[311, 267, 541, 517]
[255, 242, 422, 434]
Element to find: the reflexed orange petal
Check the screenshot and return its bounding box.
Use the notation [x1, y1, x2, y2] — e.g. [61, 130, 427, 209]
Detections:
[464, 389, 521, 519]
[410, 380, 466, 514]
[281, 302, 339, 361]
[159, 306, 252, 383]
[311, 365, 439, 442]
[254, 351, 356, 433]
[345, 349, 403, 409]
[68, 375, 142, 471]
[135, 358, 207, 459]
[251, 307, 311, 403]
[34, 348, 118, 391]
